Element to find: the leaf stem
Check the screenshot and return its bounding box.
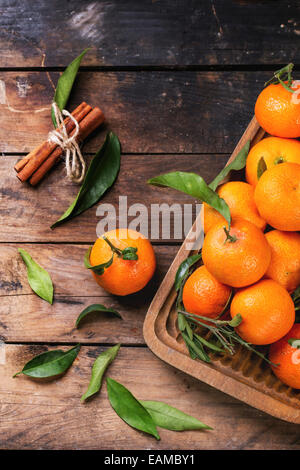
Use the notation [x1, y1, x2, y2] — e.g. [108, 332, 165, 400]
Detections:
[223, 226, 237, 243]
[103, 237, 138, 261]
[264, 63, 295, 93]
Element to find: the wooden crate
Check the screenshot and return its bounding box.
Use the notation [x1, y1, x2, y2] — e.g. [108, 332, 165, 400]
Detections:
[143, 116, 300, 424]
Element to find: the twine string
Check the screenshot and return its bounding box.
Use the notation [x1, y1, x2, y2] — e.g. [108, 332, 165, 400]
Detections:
[48, 102, 86, 184]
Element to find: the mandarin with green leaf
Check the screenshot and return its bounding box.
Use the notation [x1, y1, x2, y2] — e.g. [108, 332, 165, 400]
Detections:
[89, 229, 156, 296]
[255, 81, 300, 138]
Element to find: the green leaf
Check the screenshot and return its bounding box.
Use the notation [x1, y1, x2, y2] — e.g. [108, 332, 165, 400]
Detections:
[174, 254, 201, 292]
[84, 247, 114, 276]
[106, 378, 160, 440]
[121, 247, 138, 261]
[140, 401, 212, 431]
[52, 49, 89, 126]
[18, 248, 53, 304]
[181, 331, 211, 363]
[209, 140, 250, 191]
[228, 313, 243, 327]
[257, 157, 267, 180]
[13, 344, 80, 378]
[51, 132, 121, 229]
[76, 304, 122, 328]
[148, 171, 231, 227]
[177, 313, 189, 333]
[194, 333, 224, 353]
[81, 344, 120, 401]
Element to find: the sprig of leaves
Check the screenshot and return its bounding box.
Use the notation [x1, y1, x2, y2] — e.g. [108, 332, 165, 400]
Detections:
[103, 236, 138, 261]
[52, 49, 89, 127]
[264, 63, 295, 93]
[18, 248, 53, 304]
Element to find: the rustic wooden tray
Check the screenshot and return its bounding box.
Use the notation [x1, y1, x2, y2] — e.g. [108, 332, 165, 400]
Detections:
[143, 116, 300, 424]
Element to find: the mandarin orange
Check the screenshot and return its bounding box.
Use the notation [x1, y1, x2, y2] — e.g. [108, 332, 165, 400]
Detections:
[230, 279, 295, 345]
[89, 229, 156, 296]
[202, 219, 271, 288]
[182, 265, 231, 319]
[269, 324, 300, 389]
[255, 81, 300, 138]
[265, 230, 300, 293]
[203, 181, 266, 233]
[254, 162, 300, 231]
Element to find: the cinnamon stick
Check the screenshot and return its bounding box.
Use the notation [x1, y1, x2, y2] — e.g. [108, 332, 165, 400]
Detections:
[29, 107, 105, 186]
[15, 102, 92, 179]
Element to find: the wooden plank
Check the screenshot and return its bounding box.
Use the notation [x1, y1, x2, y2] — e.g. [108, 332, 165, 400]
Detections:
[0, 1, 299, 67]
[0, 70, 269, 154]
[0, 244, 177, 344]
[1, 345, 300, 450]
[0, 153, 228, 243]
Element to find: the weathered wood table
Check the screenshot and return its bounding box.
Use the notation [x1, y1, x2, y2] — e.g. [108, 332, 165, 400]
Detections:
[1, 0, 300, 450]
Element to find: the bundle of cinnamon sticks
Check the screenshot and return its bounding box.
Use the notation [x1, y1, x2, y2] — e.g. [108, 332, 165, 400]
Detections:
[14, 102, 105, 186]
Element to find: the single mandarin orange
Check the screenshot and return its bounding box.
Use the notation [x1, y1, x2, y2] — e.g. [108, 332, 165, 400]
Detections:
[265, 230, 300, 293]
[89, 229, 156, 296]
[202, 181, 266, 233]
[254, 162, 300, 231]
[269, 324, 300, 389]
[202, 219, 271, 288]
[182, 265, 231, 319]
[246, 136, 300, 186]
[255, 81, 300, 138]
[230, 279, 295, 345]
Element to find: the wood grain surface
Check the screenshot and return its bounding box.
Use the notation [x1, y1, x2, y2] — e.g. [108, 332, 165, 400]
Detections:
[1, 345, 300, 450]
[1, 154, 228, 242]
[0, 71, 267, 153]
[1, 0, 300, 450]
[0, 0, 299, 67]
[0, 244, 177, 344]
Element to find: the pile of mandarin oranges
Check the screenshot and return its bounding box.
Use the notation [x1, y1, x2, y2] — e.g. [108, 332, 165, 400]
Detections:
[87, 67, 300, 390]
[186, 70, 300, 389]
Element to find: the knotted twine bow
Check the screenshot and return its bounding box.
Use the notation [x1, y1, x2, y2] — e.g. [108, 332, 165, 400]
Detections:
[48, 102, 86, 184]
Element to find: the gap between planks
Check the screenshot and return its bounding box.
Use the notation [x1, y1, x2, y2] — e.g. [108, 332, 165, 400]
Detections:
[0, 64, 299, 73]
